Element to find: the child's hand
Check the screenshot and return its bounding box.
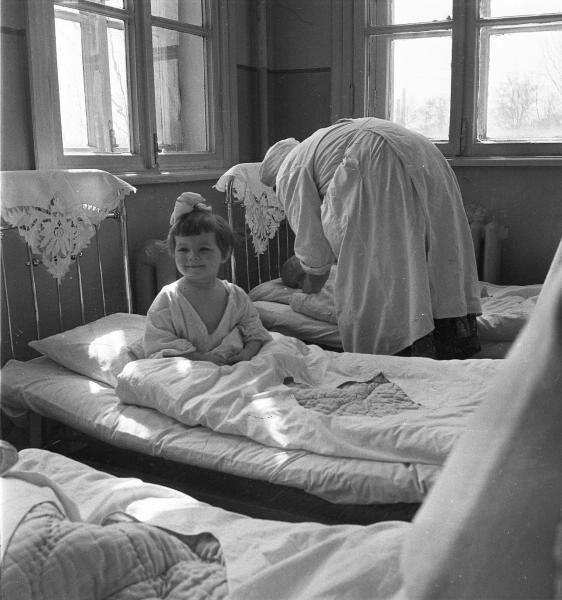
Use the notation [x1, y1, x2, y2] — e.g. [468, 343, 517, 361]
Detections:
[227, 349, 252, 364]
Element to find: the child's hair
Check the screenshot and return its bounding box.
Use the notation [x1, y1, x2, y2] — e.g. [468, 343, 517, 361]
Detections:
[168, 208, 235, 259]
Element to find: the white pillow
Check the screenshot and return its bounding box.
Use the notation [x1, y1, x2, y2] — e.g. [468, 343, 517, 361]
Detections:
[29, 313, 146, 387]
[249, 278, 296, 305]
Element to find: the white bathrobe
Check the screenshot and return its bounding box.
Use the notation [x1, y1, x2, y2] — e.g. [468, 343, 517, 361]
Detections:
[275, 118, 481, 355]
[144, 279, 272, 360]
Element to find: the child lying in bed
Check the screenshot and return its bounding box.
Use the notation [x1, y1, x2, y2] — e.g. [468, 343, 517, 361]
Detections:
[143, 192, 272, 366]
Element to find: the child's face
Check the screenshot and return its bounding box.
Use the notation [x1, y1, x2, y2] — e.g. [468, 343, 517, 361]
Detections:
[174, 233, 227, 283]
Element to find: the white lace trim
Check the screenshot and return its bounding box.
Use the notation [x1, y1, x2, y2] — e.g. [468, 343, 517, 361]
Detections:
[2, 197, 106, 280]
[215, 163, 285, 255]
[1, 169, 135, 281]
[238, 191, 285, 255]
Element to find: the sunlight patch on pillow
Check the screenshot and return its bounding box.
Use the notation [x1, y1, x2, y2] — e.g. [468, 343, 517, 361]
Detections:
[29, 313, 146, 387]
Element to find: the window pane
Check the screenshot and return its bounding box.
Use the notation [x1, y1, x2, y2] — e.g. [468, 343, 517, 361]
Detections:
[55, 9, 131, 154]
[370, 0, 452, 25]
[479, 25, 562, 141]
[481, 0, 562, 19]
[152, 27, 207, 153]
[151, 0, 203, 26]
[377, 34, 451, 140]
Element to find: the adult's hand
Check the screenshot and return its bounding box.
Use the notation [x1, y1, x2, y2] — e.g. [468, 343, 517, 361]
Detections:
[302, 271, 330, 294]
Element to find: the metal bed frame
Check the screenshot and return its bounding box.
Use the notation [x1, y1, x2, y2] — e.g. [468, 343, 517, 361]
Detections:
[1, 201, 132, 365]
[224, 176, 294, 292]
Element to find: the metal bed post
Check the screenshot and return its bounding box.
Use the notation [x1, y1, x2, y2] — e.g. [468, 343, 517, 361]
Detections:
[0, 239, 15, 359]
[225, 177, 237, 286]
[25, 244, 42, 341]
[113, 201, 133, 314]
[94, 224, 108, 316]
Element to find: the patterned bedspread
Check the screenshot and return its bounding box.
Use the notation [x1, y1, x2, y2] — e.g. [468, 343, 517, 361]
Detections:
[117, 333, 498, 466]
[3, 498, 227, 600]
[290, 373, 420, 418]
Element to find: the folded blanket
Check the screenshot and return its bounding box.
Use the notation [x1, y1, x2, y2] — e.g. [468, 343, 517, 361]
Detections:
[116, 333, 497, 465]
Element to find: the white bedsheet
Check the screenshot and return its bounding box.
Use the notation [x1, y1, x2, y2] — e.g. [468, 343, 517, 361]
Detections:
[11, 448, 410, 600]
[117, 333, 498, 466]
[253, 299, 341, 347]
[1, 356, 442, 505]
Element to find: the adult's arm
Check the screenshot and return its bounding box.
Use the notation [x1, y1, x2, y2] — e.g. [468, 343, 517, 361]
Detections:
[277, 166, 335, 277]
[302, 271, 332, 293]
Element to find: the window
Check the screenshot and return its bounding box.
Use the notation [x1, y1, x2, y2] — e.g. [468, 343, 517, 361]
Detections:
[351, 0, 562, 157]
[27, 0, 235, 175]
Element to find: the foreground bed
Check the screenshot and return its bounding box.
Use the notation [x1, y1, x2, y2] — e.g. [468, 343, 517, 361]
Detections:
[3, 253, 561, 598]
[2, 445, 410, 600]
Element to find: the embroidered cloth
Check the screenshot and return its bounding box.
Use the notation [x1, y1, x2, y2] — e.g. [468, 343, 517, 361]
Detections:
[214, 163, 284, 255]
[289, 373, 420, 418]
[1, 169, 136, 280]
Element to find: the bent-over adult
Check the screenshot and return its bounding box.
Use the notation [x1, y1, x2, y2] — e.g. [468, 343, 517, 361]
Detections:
[259, 117, 482, 358]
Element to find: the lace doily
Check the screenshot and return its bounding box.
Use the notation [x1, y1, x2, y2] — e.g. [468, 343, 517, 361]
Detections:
[240, 191, 285, 255]
[1, 170, 136, 281]
[215, 163, 285, 255]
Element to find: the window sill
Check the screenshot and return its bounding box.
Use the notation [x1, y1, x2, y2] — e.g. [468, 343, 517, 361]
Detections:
[115, 168, 227, 185]
[448, 156, 562, 167]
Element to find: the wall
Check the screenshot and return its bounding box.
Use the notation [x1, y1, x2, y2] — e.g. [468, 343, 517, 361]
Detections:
[455, 166, 562, 284]
[267, 0, 332, 143]
[1, 0, 34, 170]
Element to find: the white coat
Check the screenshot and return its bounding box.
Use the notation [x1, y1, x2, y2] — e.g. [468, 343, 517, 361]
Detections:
[275, 118, 481, 355]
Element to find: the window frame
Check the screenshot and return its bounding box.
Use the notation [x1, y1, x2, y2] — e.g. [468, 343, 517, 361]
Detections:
[26, 0, 236, 175]
[348, 0, 562, 159]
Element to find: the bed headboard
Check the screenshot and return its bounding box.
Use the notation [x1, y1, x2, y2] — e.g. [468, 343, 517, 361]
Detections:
[225, 175, 294, 291]
[1, 170, 135, 366]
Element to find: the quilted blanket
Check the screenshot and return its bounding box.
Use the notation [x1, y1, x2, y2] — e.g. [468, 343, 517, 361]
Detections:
[2, 479, 227, 600]
[116, 333, 498, 466]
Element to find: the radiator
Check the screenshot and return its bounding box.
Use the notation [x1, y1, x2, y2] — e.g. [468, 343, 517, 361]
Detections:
[470, 219, 508, 284]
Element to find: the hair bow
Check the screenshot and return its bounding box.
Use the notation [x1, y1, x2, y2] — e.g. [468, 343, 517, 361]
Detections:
[170, 192, 212, 225]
